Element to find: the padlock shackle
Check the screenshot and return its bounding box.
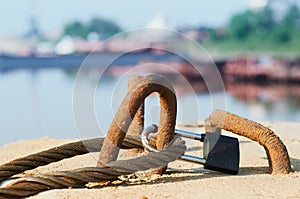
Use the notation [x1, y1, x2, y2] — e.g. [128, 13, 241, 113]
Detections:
[141, 125, 160, 153]
[141, 125, 207, 165]
[175, 129, 205, 142]
[180, 154, 206, 165]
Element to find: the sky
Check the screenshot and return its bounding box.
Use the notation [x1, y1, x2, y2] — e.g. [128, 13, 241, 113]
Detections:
[0, 0, 250, 37]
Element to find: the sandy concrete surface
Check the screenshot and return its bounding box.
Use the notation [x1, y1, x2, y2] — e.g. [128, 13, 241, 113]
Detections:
[0, 121, 299, 199]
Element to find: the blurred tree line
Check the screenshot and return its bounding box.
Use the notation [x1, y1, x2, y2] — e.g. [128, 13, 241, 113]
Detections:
[63, 17, 122, 39]
[62, 4, 300, 53]
[206, 4, 300, 53]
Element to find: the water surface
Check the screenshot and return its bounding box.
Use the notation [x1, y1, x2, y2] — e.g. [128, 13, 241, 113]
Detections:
[0, 68, 299, 146]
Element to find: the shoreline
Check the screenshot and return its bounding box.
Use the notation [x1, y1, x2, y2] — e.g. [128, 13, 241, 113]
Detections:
[0, 121, 299, 198]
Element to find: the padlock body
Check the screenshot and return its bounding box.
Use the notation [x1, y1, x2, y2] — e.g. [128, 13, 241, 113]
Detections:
[203, 132, 239, 174]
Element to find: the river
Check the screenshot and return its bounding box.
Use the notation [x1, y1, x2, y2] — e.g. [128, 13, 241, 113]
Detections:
[0, 68, 299, 146]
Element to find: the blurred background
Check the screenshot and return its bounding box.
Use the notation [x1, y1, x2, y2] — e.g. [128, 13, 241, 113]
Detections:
[1, 0, 300, 145]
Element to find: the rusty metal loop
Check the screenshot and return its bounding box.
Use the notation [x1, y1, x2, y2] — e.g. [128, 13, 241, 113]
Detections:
[127, 76, 145, 138]
[126, 76, 145, 154]
[98, 74, 177, 167]
[205, 109, 292, 175]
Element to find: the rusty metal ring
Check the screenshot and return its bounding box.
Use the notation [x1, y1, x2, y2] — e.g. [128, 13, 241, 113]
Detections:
[98, 74, 177, 166]
[205, 109, 292, 174]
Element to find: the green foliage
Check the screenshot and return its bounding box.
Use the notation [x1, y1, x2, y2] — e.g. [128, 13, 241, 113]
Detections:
[63, 17, 122, 39]
[282, 4, 300, 28]
[64, 21, 88, 38]
[88, 18, 122, 39]
[229, 10, 258, 40]
[228, 6, 276, 40]
[206, 4, 300, 54]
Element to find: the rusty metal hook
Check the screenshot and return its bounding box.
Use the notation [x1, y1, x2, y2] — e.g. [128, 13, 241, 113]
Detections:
[205, 109, 292, 175]
[98, 74, 177, 169]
